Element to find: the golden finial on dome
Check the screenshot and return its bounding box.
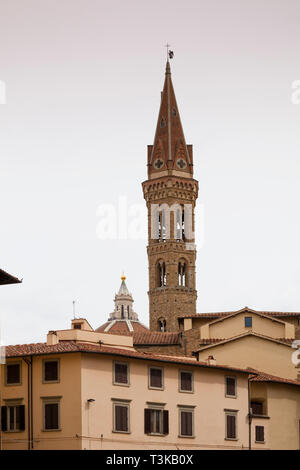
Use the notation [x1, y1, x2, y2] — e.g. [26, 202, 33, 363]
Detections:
[121, 272, 126, 281]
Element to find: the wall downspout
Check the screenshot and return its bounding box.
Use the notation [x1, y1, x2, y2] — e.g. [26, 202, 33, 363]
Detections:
[248, 376, 252, 450]
[30, 356, 33, 450]
[22, 357, 31, 450]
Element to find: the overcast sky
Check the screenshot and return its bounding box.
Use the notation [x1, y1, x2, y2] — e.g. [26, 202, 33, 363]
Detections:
[1, 0, 300, 345]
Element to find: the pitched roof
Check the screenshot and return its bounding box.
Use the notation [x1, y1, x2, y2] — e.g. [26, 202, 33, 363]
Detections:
[133, 331, 181, 345]
[0, 268, 22, 285]
[198, 308, 287, 327]
[249, 369, 300, 388]
[194, 331, 294, 353]
[95, 321, 180, 346]
[4, 340, 255, 375]
[179, 306, 300, 320]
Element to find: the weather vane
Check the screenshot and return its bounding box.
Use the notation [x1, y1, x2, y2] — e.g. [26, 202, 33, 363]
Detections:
[165, 43, 174, 60]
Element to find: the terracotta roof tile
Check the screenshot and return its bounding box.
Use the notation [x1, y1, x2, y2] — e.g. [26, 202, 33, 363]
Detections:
[199, 338, 225, 345]
[249, 369, 300, 387]
[133, 331, 181, 345]
[4, 340, 253, 375]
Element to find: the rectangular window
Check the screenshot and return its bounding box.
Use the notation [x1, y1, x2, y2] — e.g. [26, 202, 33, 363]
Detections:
[251, 401, 264, 415]
[245, 316, 252, 327]
[6, 363, 21, 385]
[149, 367, 163, 389]
[44, 402, 59, 430]
[1, 405, 25, 432]
[43, 360, 59, 382]
[144, 408, 169, 435]
[255, 425, 265, 443]
[179, 371, 193, 392]
[225, 412, 237, 440]
[114, 362, 129, 385]
[113, 403, 129, 433]
[225, 376, 237, 397]
[179, 409, 194, 437]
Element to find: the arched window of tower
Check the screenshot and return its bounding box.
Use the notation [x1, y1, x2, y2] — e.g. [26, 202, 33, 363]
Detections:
[178, 260, 188, 287]
[158, 210, 167, 241]
[157, 261, 167, 287]
[158, 318, 166, 332]
[127, 305, 129, 318]
[176, 205, 185, 241]
[121, 305, 124, 319]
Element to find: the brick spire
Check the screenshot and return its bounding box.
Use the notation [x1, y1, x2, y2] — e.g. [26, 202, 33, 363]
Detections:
[147, 60, 193, 179]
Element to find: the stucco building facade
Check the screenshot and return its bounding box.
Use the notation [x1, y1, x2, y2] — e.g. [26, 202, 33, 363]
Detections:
[1, 61, 300, 450]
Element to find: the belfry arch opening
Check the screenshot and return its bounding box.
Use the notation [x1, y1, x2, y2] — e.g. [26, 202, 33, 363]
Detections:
[156, 260, 166, 287]
[178, 260, 188, 287]
[158, 318, 167, 332]
[176, 205, 185, 241]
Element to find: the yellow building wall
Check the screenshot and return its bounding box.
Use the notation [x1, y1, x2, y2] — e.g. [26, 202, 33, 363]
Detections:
[267, 383, 300, 450]
[80, 353, 252, 450]
[1, 353, 82, 450]
[197, 335, 297, 380]
[0, 359, 28, 450]
[205, 313, 286, 340]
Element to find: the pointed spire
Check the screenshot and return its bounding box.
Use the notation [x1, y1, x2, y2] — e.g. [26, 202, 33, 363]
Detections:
[148, 61, 193, 178]
[118, 273, 130, 296]
[107, 275, 138, 321]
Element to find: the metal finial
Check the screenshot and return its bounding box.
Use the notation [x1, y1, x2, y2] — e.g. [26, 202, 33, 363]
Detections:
[165, 43, 174, 61]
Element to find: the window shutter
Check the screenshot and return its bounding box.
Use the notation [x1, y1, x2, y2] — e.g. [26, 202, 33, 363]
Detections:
[163, 410, 169, 435]
[6, 364, 20, 384]
[115, 364, 128, 384]
[144, 409, 151, 434]
[181, 372, 192, 391]
[226, 415, 236, 439]
[150, 368, 162, 388]
[255, 426, 264, 442]
[226, 377, 236, 396]
[18, 405, 25, 431]
[1, 406, 7, 432]
[44, 361, 58, 381]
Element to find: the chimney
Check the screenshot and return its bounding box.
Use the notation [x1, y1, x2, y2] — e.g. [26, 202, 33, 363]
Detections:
[206, 355, 216, 366]
[47, 331, 59, 345]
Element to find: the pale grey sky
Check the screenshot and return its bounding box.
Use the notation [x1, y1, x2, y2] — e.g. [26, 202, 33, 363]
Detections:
[1, 0, 300, 345]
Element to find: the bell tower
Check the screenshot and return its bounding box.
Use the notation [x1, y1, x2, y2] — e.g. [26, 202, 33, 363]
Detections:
[142, 60, 198, 332]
